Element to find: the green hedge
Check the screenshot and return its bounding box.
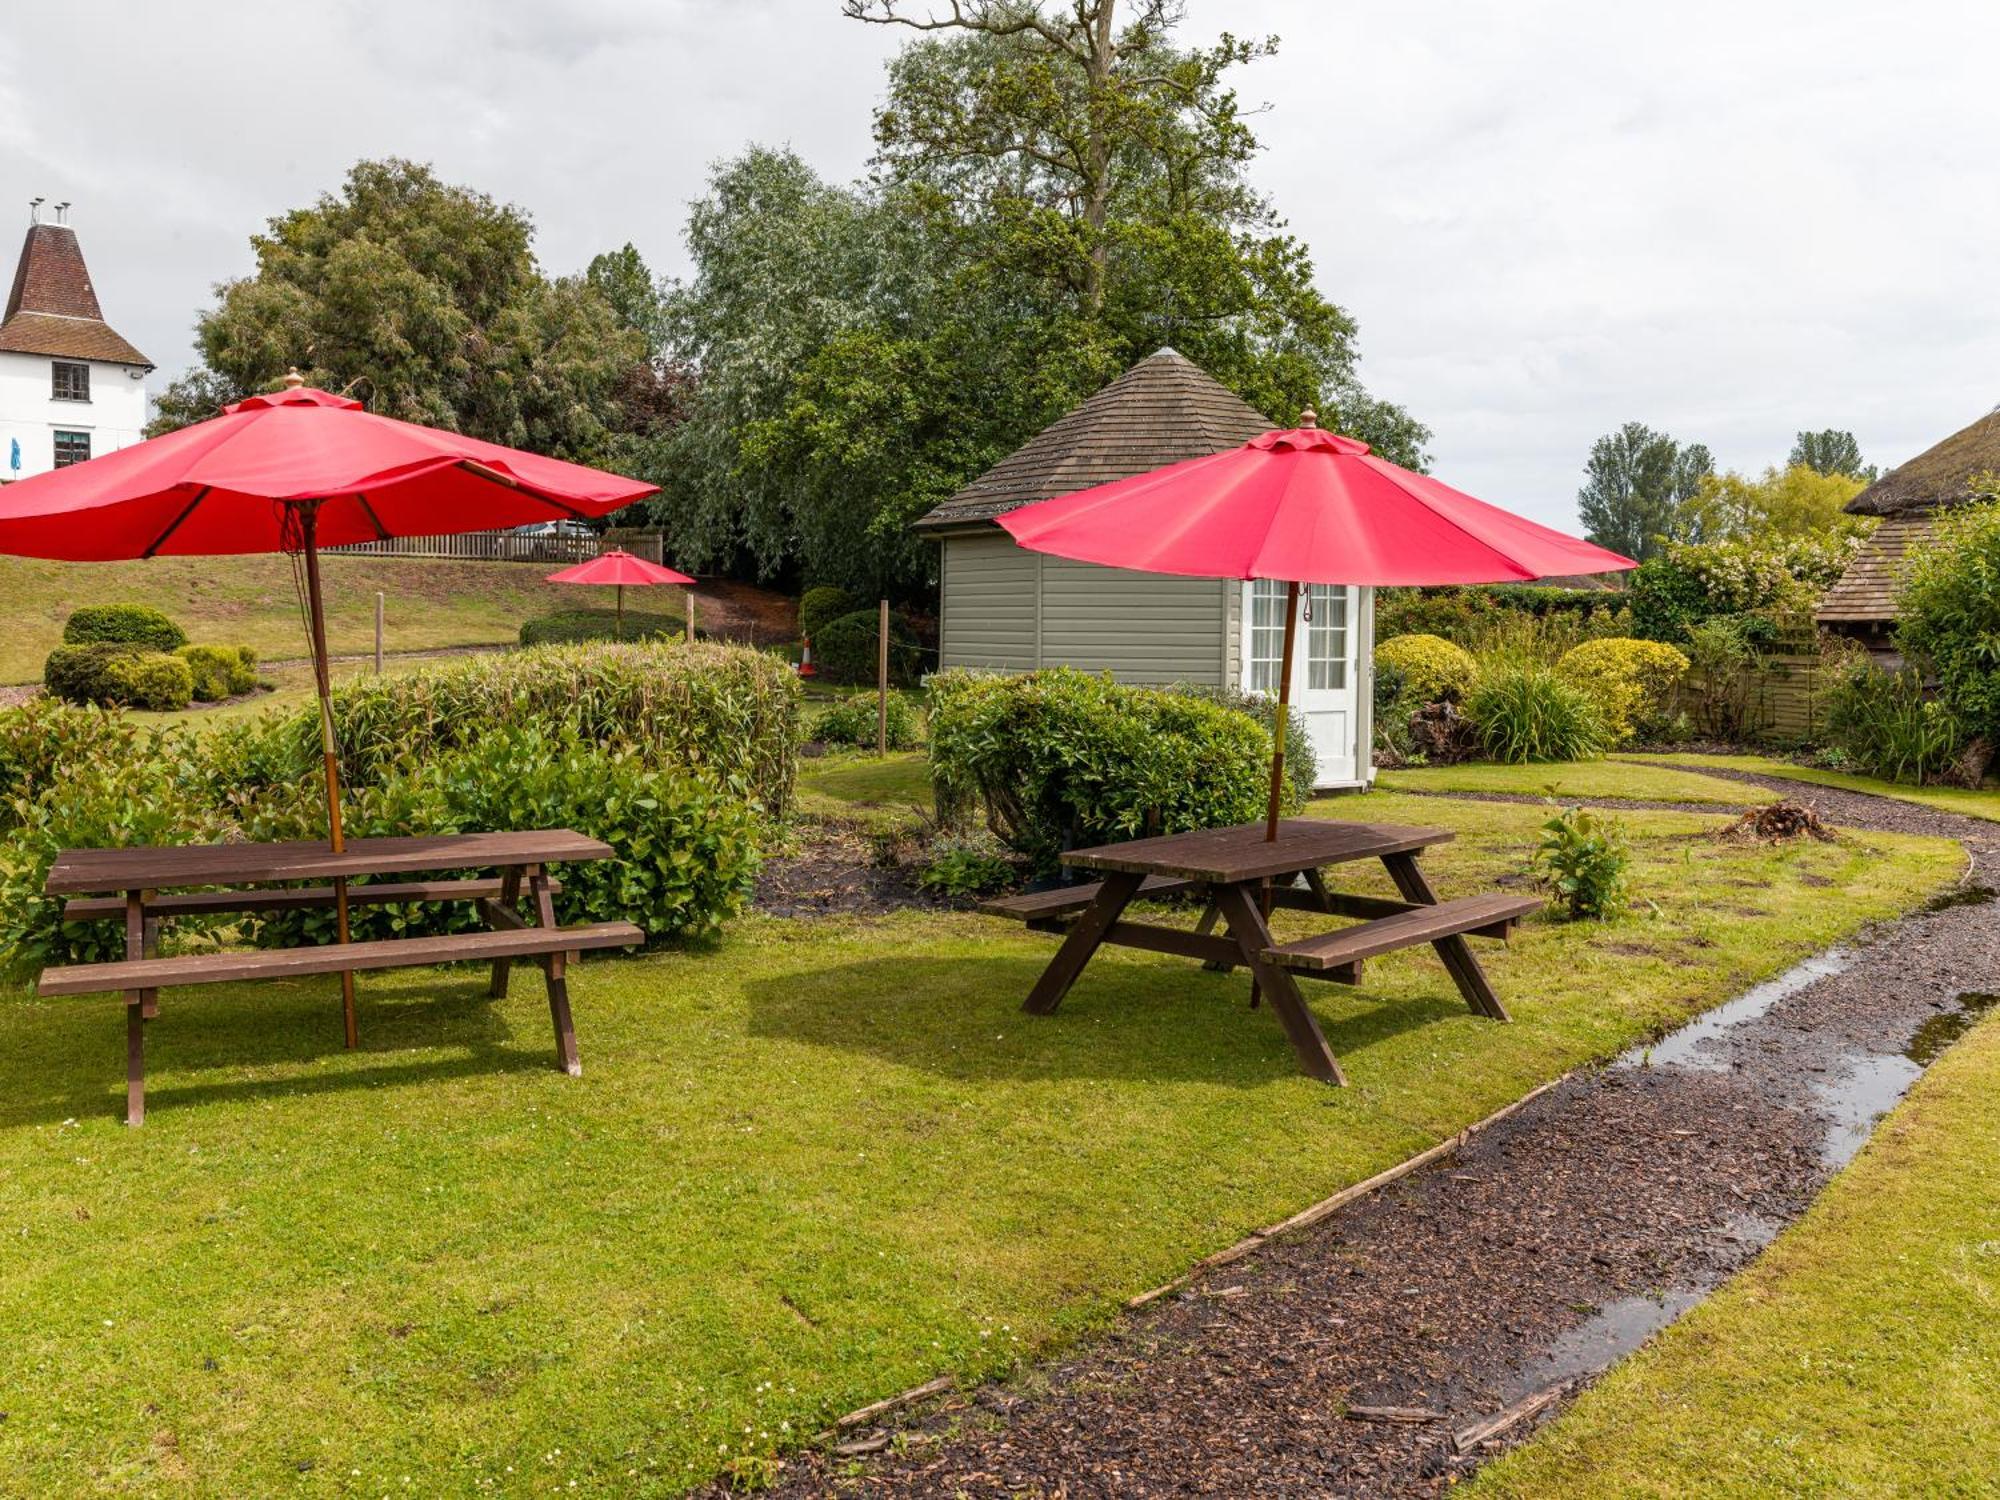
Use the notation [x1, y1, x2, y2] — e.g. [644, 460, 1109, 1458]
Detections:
[812, 693, 921, 750]
[798, 586, 858, 642]
[518, 608, 692, 647]
[177, 644, 259, 702]
[44, 643, 193, 710]
[928, 667, 1286, 875]
[814, 608, 923, 687]
[62, 604, 187, 653]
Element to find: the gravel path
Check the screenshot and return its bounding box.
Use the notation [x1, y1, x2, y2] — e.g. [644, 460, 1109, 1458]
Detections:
[749, 763, 1999, 1497]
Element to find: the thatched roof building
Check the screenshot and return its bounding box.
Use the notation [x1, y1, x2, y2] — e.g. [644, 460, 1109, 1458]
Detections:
[1817, 404, 2000, 649]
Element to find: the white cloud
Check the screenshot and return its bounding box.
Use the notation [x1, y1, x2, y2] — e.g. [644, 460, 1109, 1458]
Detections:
[4, 0, 1994, 530]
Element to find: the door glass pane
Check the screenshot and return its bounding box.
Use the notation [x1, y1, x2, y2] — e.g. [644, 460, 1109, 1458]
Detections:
[1248, 579, 1286, 693]
[1306, 585, 1348, 690]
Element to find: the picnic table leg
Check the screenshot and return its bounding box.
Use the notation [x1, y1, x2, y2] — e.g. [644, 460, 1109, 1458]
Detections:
[528, 865, 581, 1076]
[488, 865, 524, 998]
[1212, 882, 1347, 1086]
[1192, 893, 1230, 972]
[125, 889, 158, 1021]
[1021, 870, 1144, 1015]
[126, 997, 145, 1127]
[1381, 852, 1511, 1022]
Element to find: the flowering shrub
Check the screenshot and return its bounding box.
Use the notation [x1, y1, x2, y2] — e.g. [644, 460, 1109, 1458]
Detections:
[1628, 533, 1865, 643]
[1556, 638, 1690, 744]
[1375, 633, 1479, 705]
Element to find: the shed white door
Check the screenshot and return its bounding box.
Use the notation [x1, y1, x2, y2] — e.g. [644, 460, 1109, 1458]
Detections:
[1243, 579, 1359, 787]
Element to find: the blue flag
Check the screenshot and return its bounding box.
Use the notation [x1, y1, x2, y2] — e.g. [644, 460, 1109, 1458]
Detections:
[8, 439, 17, 473]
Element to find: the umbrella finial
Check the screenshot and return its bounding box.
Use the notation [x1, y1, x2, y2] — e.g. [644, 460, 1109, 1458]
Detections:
[1298, 408, 1317, 428]
[282, 367, 305, 390]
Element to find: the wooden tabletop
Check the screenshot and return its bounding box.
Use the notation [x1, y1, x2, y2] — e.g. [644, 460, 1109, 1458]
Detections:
[44, 829, 616, 896]
[1062, 819, 1453, 884]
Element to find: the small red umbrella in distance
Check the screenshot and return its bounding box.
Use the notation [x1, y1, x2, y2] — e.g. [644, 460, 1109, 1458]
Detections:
[545, 549, 693, 640]
[1000, 412, 1638, 839]
[0, 370, 657, 1046]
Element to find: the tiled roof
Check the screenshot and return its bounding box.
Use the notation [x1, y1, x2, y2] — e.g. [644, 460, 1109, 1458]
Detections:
[1846, 405, 2000, 517]
[1815, 514, 1935, 624]
[913, 347, 1272, 533]
[0, 223, 150, 368]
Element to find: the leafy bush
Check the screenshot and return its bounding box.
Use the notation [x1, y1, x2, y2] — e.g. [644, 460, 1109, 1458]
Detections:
[1896, 498, 2000, 748]
[1468, 663, 1606, 763]
[811, 693, 921, 750]
[1556, 638, 1690, 745]
[797, 585, 858, 642]
[1176, 684, 1316, 803]
[914, 833, 1017, 898]
[1372, 658, 1412, 762]
[814, 608, 923, 687]
[929, 667, 1281, 875]
[1824, 661, 1965, 785]
[44, 643, 193, 710]
[241, 726, 761, 948]
[1532, 806, 1629, 919]
[518, 608, 690, 646]
[177, 644, 259, 702]
[1679, 616, 1761, 739]
[62, 603, 187, 653]
[1376, 585, 1631, 647]
[1627, 534, 1862, 643]
[1375, 633, 1478, 705]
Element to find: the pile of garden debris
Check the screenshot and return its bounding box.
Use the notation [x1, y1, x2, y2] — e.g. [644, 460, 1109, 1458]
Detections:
[1719, 799, 1835, 844]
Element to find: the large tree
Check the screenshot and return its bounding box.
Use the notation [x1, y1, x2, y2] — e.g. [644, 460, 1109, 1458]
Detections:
[152, 160, 646, 467]
[1691, 463, 1869, 540]
[1788, 428, 1876, 482]
[1577, 422, 1716, 561]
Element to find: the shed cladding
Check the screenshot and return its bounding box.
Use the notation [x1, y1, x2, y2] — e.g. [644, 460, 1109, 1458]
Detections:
[915, 346, 1272, 532]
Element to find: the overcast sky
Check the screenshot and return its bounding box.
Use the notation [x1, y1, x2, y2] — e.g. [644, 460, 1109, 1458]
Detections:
[3, 0, 1995, 530]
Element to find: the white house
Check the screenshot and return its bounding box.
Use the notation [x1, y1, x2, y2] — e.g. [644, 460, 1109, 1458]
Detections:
[0, 207, 151, 481]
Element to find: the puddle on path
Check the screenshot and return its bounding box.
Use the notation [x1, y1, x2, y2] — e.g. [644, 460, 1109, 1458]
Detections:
[1907, 992, 2000, 1065]
[1620, 948, 1855, 1072]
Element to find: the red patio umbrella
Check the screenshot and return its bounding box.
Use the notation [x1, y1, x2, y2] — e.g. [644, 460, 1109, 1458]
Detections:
[545, 549, 693, 639]
[1000, 414, 1638, 838]
[0, 371, 657, 1045]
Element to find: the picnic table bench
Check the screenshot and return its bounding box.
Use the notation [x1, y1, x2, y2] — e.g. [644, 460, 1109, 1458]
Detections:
[982, 819, 1537, 1086]
[38, 829, 642, 1125]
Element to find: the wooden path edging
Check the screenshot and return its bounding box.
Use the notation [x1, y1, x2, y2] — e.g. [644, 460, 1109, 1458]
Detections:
[813, 1069, 1576, 1444]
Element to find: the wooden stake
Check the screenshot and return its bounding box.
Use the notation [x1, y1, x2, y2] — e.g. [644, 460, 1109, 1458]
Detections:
[686, 590, 695, 644]
[877, 598, 890, 756]
[373, 591, 384, 674]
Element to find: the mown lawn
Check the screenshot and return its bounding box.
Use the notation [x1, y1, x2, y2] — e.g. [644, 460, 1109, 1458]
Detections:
[1375, 759, 1767, 806]
[1475, 1003, 2000, 1498]
[1630, 751, 2000, 824]
[0, 793, 1960, 1495]
[0, 554, 621, 683]
[795, 750, 932, 831]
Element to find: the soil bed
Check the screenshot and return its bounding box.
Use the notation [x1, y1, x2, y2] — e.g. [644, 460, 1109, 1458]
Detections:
[751, 762, 1998, 1497]
[754, 823, 948, 919]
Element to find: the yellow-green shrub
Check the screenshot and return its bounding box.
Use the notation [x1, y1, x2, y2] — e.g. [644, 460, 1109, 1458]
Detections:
[1375, 633, 1479, 705]
[1556, 637, 1690, 744]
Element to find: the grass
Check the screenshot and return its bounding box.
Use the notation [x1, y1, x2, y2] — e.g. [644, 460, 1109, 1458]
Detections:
[796, 749, 933, 832]
[0, 554, 675, 684]
[1376, 759, 1768, 806]
[0, 791, 1960, 1494]
[1474, 1003, 2000, 1498]
[1628, 751, 2000, 824]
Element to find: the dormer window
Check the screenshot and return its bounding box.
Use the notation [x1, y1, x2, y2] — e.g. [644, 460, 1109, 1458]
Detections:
[52, 361, 89, 402]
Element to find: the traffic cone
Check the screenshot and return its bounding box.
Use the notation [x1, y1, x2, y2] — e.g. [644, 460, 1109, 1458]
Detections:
[798, 635, 817, 678]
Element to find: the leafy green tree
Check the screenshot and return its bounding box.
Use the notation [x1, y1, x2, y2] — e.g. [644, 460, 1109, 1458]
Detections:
[587, 243, 670, 354]
[1691, 463, 1870, 539]
[1897, 492, 2000, 750]
[1788, 428, 1876, 481]
[1577, 422, 1716, 561]
[151, 159, 644, 467]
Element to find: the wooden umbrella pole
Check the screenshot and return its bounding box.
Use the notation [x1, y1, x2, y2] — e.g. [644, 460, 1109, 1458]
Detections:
[616, 583, 624, 641]
[298, 505, 359, 1049]
[1265, 580, 1301, 842]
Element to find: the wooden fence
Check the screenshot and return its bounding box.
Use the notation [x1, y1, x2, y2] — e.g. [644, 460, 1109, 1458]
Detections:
[331, 529, 663, 565]
[1673, 637, 1832, 744]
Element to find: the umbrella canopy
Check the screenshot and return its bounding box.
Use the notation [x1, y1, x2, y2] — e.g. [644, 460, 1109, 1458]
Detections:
[0, 384, 652, 560]
[998, 415, 1637, 838]
[545, 549, 693, 587]
[1000, 423, 1633, 586]
[0, 372, 657, 1047]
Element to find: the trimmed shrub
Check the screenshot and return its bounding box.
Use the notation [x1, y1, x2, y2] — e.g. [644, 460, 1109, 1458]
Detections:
[1375, 633, 1478, 705]
[62, 603, 188, 653]
[928, 667, 1283, 875]
[44, 644, 193, 710]
[177, 644, 259, 702]
[811, 693, 921, 750]
[1824, 661, 1965, 785]
[44, 643, 142, 706]
[1468, 663, 1607, 763]
[798, 585, 859, 642]
[1556, 638, 1690, 745]
[518, 608, 689, 646]
[1177, 684, 1317, 804]
[1896, 498, 2000, 748]
[815, 608, 923, 687]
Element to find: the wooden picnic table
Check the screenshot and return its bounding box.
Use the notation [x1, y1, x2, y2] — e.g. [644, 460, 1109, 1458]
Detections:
[982, 819, 1538, 1086]
[39, 829, 642, 1125]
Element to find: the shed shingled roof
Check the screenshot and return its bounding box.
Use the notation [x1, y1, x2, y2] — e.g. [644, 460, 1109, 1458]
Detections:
[913, 347, 1272, 533]
[1845, 405, 2000, 517]
[0, 223, 151, 368]
[1815, 514, 1933, 625]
